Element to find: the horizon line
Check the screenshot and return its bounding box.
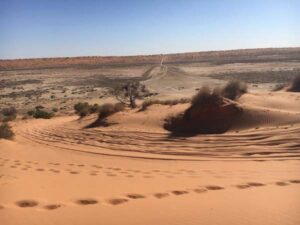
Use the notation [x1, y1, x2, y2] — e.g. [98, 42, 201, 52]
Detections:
[1, 46, 299, 61]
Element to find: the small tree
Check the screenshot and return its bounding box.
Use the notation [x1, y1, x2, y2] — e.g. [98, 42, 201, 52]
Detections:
[112, 82, 150, 108]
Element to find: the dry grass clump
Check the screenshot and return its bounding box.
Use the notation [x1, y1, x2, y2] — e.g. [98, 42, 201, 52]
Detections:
[86, 103, 125, 128]
[141, 98, 190, 111]
[191, 85, 222, 107]
[220, 80, 248, 100]
[287, 75, 300, 92]
[164, 85, 243, 135]
[1, 107, 17, 122]
[0, 123, 14, 139]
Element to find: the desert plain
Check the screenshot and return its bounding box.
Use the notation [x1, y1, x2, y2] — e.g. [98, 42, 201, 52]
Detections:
[0, 48, 300, 225]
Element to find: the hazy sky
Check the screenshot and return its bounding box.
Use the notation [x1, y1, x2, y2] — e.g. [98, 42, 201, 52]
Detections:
[0, 0, 299, 59]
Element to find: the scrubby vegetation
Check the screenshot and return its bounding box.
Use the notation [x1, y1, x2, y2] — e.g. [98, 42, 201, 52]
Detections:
[140, 97, 190, 111]
[220, 80, 248, 100]
[164, 85, 243, 135]
[191, 85, 222, 107]
[0, 107, 17, 122]
[112, 81, 152, 108]
[287, 75, 300, 92]
[27, 106, 54, 119]
[0, 123, 14, 139]
[272, 83, 286, 91]
[74, 102, 101, 117]
[86, 103, 125, 128]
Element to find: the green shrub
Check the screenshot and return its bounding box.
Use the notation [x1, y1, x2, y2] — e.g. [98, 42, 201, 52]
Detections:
[0, 123, 14, 139]
[33, 109, 54, 119]
[1, 107, 17, 122]
[74, 102, 90, 117]
[74, 102, 101, 117]
[27, 107, 54, 119]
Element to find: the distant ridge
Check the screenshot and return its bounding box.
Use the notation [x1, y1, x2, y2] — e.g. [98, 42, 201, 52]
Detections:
[1, 47, 300, 70]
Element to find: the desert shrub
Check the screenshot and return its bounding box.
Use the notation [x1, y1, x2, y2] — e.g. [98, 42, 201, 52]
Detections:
[74, 102, 90, 117]
[27, 107, 54, 119]
[272, 83, 286, 91]
[89, 104, 100, 114]
[0, 123, 14, 139]
[191, 86, 221, 106]
[98, 103, 125, 119]
[287, 75, 300, 92]
[141, 98, 190, 111]
[1, 107, 17, 122]
[35, 105, 45, 110]
[74, 102, 101, 117]
[27, 110, 35, 116]
[164, 85, 243, 135]
[86, 103, 125, 128]
[52, 108, 58, 112]
[221, 80, 247, 100]
[33, 109, 54, 119]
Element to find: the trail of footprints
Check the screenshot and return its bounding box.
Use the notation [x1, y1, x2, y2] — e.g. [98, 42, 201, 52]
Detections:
[0, 179, 299, 210]
[1, 157, 300, 210]
[0, 158, 204, 179]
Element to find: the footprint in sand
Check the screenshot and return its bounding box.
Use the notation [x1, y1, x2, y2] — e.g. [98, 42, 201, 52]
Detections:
[16, 200, 39, 208]
[50, 169, 60, 173]
[106, 173, 117, 177]
[69, 171, 79, 175]
[205, 185, 224, 190]
[76, 198, 98, 205]
[236, 184, 251, 189]
[289, 179, 300, 184]
[89, 172, 98, 176]
[194, 188, 207, 193]
[171, 190, 189, 195]
[107, 198, 128, 205]
[36, 168, 45, 172]
[92, 165, 102, 169]
[126, 194, 146, 199]
[247, 182, 265, 187]
[44, 204, 62, 210]
[275, 181, 289, 186]
[153, 193, 170, 199]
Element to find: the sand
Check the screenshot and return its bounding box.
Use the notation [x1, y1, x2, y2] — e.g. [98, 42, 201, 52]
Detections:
[1, 89, 300, 225]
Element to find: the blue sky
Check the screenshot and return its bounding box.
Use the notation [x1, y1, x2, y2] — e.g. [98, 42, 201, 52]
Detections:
[0, 0, 299, 59]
